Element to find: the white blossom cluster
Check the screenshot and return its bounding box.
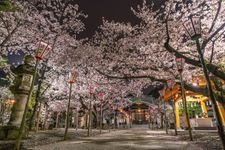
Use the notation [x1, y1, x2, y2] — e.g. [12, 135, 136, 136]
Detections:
[0, 0, 225, 114]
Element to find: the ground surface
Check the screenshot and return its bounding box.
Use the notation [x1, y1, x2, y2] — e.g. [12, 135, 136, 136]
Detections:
[25, 126, 222, 150]
[0, 125, 223, 150]
[27, 129, 193, 150]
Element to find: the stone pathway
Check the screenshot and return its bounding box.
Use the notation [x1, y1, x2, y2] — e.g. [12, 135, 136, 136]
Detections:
[1, 127, 222, 150]
[27, 128, 202, 150]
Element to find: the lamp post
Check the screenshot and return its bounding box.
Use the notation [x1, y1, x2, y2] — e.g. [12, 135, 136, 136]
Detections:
[167, 79, 178, 136]
[183, 16, 225, 147]
[15, 41, 52, 150]
[29, 60, 48, 131]
[176, 57, 193, 141]
[64, 70, 78, 140]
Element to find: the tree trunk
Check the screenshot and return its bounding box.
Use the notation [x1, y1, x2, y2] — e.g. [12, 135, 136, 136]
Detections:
[35, 103, 42, 132]
[43, 104, 49, 130]
[55, 112, 60, 128]
[180, 72, 193, 141]
[64, 83, 72, 140]
[196, 39, 225, 147]
[100, 104, 103, 133]
[88, 101, 92, 136]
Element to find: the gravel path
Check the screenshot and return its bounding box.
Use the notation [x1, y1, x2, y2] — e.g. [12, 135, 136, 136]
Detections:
[0, 127, 223, 150]
[23, 128, 108, 148]
[25, 128, 202, 150]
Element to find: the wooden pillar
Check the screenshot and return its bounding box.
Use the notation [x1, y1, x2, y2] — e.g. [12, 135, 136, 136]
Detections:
[217, 102, 225, 126]
[175, 100, 180, 129]
[200, 98, 208, 117]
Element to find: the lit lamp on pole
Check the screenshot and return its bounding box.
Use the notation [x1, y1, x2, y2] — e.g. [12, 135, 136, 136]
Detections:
[183, 16, 201, 41]
[15, 41, 52, 150]
[176, 57, 193, 141]
[183, 16, 225, 146]
[64, 70, 78, 140]
[35, 41, 52, 61]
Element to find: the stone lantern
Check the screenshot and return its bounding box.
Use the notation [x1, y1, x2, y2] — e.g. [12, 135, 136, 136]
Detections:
[0, 55, 36, 139]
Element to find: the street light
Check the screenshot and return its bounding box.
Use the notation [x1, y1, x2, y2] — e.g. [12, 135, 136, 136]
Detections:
[35, 41, 52, 61]
[167, 79, 178, 136]
[64, 70, 78, 140]
[183, 17, 201, 41]
[15, 41, 52, 150]
[175, 57, 193, 141]
[183, 16, 225, 147]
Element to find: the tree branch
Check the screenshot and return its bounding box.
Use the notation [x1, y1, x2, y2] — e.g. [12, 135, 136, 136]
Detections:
[208, 0, 222, 33]
[95, 69, 166, 83]
[202, 21, 225, 49]
[164, 20, 225, 81]
[0, 22, 21, 47]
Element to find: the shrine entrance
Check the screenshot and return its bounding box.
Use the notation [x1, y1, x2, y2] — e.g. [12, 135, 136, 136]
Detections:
[129, 101, 149, 124]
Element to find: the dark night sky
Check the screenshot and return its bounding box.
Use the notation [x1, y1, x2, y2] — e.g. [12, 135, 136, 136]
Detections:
[7, 0, 164, 65]
[76, 0, 164, 38]
[8, 0, 143, 66]
[76, 0, 142, 38]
